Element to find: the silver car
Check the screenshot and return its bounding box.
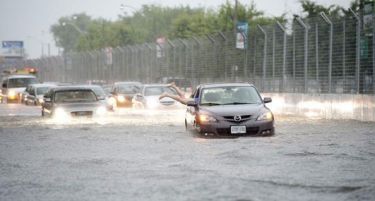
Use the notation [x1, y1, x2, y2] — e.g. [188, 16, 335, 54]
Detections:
[25, 83, 57, 106]
[41, 86, 107, 119]
[132, 84, 182, 109]
[185, 83, 274, 137]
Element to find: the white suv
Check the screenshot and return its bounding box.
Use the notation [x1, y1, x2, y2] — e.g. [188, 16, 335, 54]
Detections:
[1, 75, 38, 103]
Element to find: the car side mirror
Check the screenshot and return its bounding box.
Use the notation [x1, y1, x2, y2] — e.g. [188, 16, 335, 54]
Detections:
[263, 97, 272, 103]
[187, 100, 197, 107]
[135, 94, 143, 99]
[2, 83, 6, 88]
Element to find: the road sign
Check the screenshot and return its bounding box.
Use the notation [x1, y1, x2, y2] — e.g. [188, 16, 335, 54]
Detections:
[236, 22, 248, 49]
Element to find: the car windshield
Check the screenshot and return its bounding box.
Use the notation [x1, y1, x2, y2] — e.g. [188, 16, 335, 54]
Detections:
[144, 86, 177, 96]
[8, 78, 37, 88]
[200, 86, 262, 106]
[90, 86, 106, 98]
[36, 87, 50, 95]
[117, 84, 140, 94]
[54, 90, 97, 103]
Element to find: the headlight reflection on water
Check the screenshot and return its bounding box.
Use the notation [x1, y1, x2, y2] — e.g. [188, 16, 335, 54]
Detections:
[41, 108, 186, 127]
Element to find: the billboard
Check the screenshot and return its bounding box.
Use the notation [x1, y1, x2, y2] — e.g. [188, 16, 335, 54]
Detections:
[1, 41, 24, 57]
[236, 22, 249, 49]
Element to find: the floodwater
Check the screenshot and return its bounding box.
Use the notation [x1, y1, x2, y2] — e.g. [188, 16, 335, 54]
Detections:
[0, 104, 374, 201]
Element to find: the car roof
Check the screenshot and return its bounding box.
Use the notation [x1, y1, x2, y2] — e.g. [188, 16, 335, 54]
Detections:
[5, 75, 37, 79]
[29, 83, 56, 88]
[51, 86, 96, 92]
[199, 82, 255, 88]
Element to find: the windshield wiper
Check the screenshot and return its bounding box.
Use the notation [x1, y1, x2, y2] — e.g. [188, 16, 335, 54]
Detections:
[222, 102, 256, 105]
[201, 102, 221, 106]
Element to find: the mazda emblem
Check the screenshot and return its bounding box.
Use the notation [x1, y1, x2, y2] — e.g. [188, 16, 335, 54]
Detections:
[234, 115, 241, 122]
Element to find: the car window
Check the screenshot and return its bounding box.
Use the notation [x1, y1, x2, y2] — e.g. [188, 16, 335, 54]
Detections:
[54, 90, 97, 103]
[90, 86, 106, 98]
[8, 78, 38, 88]
[117, 84, 140, 94]
[200, 86, 262, 105]
[144, 87, 163, 96]
[29, 87, 35, 96]
[36, 87, 50, 95]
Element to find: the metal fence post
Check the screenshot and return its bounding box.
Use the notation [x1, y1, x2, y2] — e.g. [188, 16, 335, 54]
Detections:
[276, 21, 286, 93]
[320, 12, 333, 93]
[296, 17, 309, 93]
[342, 19, 346, 91]
[219, 32, 227, 81]
[192, 37, 201, 85]
[178, 39, 189, 83]
[167, 39, 176, 78]
[257, 25, 267, 91]
[350, 8, 361, 94]
[145, 43, 153, 83]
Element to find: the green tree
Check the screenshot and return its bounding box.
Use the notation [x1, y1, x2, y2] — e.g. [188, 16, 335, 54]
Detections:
[50, 13, 91, 52]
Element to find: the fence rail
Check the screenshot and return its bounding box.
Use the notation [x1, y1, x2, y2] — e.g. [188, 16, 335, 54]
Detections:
[13, 14, 375, 94]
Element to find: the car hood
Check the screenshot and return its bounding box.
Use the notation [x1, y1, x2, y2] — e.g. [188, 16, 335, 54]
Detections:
[200, 104, 266, 116]
[54, 102, 103, 112]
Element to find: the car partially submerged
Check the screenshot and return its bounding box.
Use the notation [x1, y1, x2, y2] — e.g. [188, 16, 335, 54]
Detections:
[132, 84, 183, 109]
[25, 83, 57, 106]
[185, 83, 274, 137]
[110, 82, 142, 108]
[41, 86, 107, 120]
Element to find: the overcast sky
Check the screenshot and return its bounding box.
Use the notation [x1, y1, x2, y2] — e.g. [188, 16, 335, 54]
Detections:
[0, 0, 351, 59]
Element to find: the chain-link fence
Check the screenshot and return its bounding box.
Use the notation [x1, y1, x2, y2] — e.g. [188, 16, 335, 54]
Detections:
[18, 14, 375, 94]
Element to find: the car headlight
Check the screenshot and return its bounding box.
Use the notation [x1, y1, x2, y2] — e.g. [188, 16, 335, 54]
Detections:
[199, 114, 218, 123]
[54, 108, 70, 120]
[117, 95, 125, 103]
[96, 106, 107, 116]
[8, 91, 16, 99]
[257, 111, 273, 121]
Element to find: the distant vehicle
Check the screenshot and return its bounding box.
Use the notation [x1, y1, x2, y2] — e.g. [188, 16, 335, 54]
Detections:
[1, 74, 38, 103]
[79, 85, 114, 111]
[41, 86, 107, 119]
[25, 83, 57, 106]
[110, 82, 142, 108]
[185, 83, 274, 137]
[132, 84, 182, 109]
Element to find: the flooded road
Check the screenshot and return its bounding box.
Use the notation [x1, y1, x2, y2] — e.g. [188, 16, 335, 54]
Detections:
[0, 104, 374, 201]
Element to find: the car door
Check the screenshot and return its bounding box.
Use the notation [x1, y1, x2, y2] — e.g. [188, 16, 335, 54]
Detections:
[28, 86, 37, 104]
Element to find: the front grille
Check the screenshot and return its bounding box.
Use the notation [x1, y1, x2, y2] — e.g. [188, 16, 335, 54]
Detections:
[71, 111, 93, 117]
[216, 127, 259, 135]
[223, 115, 252, 123]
